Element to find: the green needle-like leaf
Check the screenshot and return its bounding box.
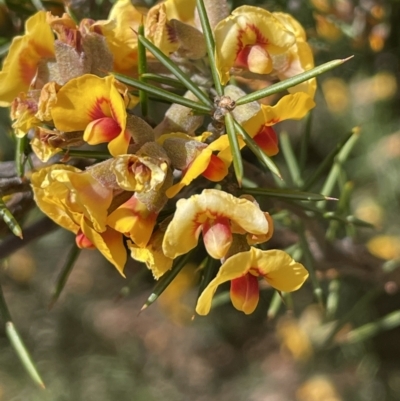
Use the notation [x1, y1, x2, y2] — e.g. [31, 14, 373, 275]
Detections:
[326, 181, 354, 240]
[322, 288, 381, 348]
[233, 120, 283, 180]
[241, 187, 335, 202]
[137, 25, 149, 118]
[0, 198, 23, 238]
[196, 0, 224, 95]
[112, 72, 212, 113]
[6, 322, 46, 388]
[48, 244, 81, 309]
[138, 35, 213, 107]
[345, 310, 400, 344]
[318, 127, 361, 209]
[141, 73, 186, 88]
[280, 131, 303, 187]
[0, 284, 45, 389]
[225, 113, 243, 186]
[236, 57, 353, 105]
[140, 250, 193, 312]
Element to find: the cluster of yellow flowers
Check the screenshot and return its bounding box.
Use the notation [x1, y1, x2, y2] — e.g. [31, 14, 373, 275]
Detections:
[0, 0, 315, 315]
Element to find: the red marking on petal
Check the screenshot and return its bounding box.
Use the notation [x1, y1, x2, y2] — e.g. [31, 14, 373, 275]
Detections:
[254, 126, 279, 156]
[230, 272, 260, 314]
[88, 97, 113, 120]
[235, 45, 252, 69]
[202, 155, 228, 182]
[236, 24, 268, 55]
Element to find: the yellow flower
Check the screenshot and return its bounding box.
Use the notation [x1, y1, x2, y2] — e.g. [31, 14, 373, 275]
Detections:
[129, 226, 173, 279]
[51, 74, 132, 156]
[214, 6, 295, 85]
[272, 12, 317, 97]
[216, 92, 315, 160]
[242, 92, 315, 155]
[111, 154, 169, 193]
[0, 11, 55, 106]
[107, 195, 157, 248]
[10, 92, 41, 138]
[196, 248, 309, 315]
[162, 189, 271, 260]
[31, 165, 127, 274]
[164, 0, 196, 25]
[30, 128, 84, 162]
[163, 134, 231, 198]
[92, 0, 144, 74]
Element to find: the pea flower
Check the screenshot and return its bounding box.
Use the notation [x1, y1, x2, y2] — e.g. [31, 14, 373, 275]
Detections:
[272, 12, 317, 97]
[214, 6, 296, 85]
[31, 165, 127, 274]
[0, 11, 54, 106]
[129, 222, 174, 279]
[161, 134, 230, 198]
[162, 189, 271, 260]
[107, 195, 158, 248]
[92, 0, 143, 74]
[242, 92, 316, 155]
[51, 74, 136, 156]
[196, 247, 309, 315]
[145, 1, 206, 59]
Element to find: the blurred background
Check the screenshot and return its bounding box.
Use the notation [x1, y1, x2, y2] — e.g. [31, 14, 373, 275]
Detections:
[1, 0, 400, 400]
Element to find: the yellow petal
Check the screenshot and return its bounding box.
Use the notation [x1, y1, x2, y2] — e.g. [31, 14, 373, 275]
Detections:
[256, 249, 309, 292]
[31, 164, 113, 234]
[196, 251, 251, 315]
[31, 165, 81, 233]
[82, 222, 127, 276]
[107, 196, 157, 247]
[93, 0, 143, 73]
[164, 0, 196, 24]
[165, 148, 212, 198]
[0, 11, 54, 106]
[261, 92, 315, 124]
[129, 229, 173, 279]
[145, 3, 179, 56]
